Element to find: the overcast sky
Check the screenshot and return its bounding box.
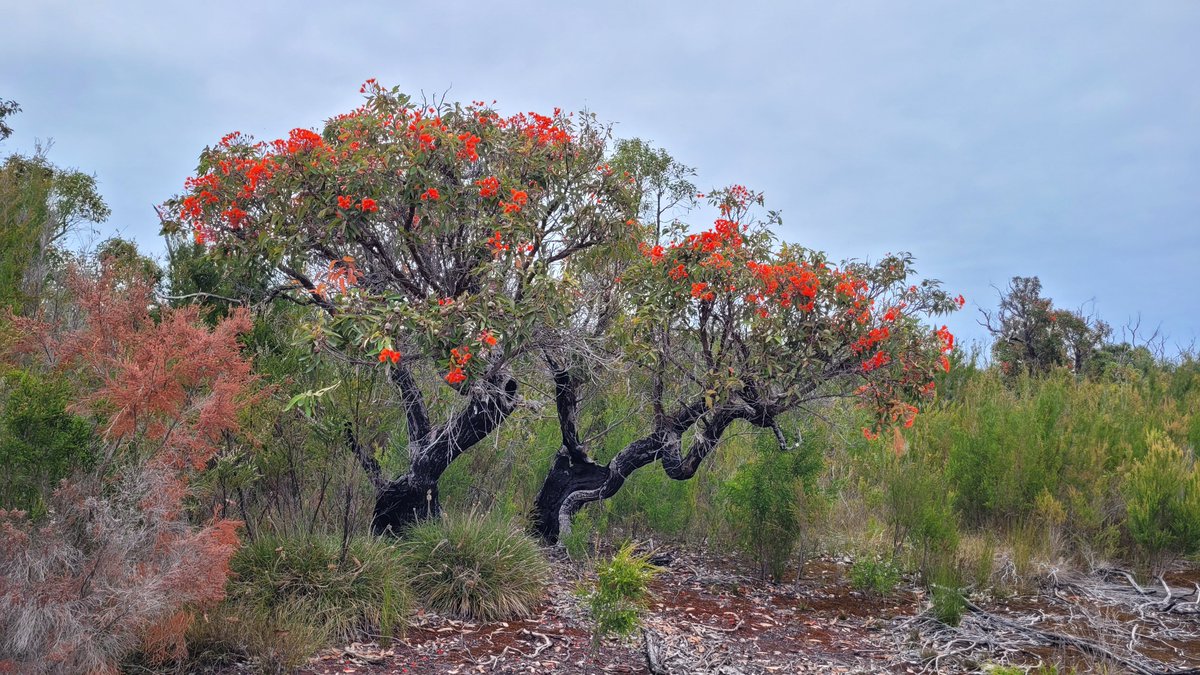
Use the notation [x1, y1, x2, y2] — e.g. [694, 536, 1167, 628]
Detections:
[3, 1, 1197, 351]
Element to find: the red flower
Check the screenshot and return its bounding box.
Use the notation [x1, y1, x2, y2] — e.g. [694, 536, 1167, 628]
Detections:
[337, 195, 353, 209]
[476, 176, 500, 198]
[668, 263, 687, 281]
[378, 348, 402, 364]
[445, 367, 466, 384]
[420, 187, 440, 201]
[479, 331, 498, 347]
[360, 198, 378, 212]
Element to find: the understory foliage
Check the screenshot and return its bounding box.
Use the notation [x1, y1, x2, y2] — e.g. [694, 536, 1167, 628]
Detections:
[1123, 430, 1200, 567]
[585, 542, 661, 645]
[399, 511, 549, 621]
[0, 267, 257, 673]
[719, 429, 825, 581]
[221, 536, 411, 644]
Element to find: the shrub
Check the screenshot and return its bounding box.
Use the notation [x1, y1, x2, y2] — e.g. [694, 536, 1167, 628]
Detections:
[0, 369, 93, 515]
[1123, 430, 1200, 568]
[849, 557, 901, 596]
[224, 535, 412, 644]
[931, 582, 967, 626]
[185, 606, 323, 674]
[400, 511, 549, 621]
[0, 268, 256, 673]
[719, 431, 825, 581]
[585, 542, 661, 645]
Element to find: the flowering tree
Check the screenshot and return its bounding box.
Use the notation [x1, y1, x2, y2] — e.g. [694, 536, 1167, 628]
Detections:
[532, 186, 963, 542]
[163, 82, 635, 533]
[0, 265, 256, 672]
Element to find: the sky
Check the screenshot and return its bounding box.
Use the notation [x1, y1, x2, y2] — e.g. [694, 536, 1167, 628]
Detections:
[3, 0, 1198, 352]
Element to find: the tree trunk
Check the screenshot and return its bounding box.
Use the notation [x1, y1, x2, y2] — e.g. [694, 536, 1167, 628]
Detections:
[372, 474, 439, 535]
[369, 370, 518, 536]
[530, 447, 610, 542]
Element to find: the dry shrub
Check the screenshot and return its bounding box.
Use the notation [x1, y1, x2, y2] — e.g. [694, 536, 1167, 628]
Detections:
[0, 265, 260, 672]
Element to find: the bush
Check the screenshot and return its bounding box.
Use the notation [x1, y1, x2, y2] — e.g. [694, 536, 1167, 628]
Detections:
[585, 542, 661, 645]
[849, 557, 901, 595]
[224, 535, 412, 644]
[400, 511, 549, 621]
[1123, 430, 1200, 568]
[0, 369, 93, 515]
[931, 582, 967, 626]
[720, 431, 825, 581]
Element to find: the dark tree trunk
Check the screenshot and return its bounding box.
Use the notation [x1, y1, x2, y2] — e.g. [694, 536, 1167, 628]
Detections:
[372, 474, 440, 534]
[531, 396, 775, 545]
[530, 448, 610, 542]
[368, 366, 518, 536]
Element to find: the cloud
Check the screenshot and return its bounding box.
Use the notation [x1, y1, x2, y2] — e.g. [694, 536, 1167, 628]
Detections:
[3, 0, 1197, 347]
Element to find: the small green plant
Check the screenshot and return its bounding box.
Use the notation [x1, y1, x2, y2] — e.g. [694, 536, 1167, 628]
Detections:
[225, 535, 412, 644]
[400, 510, 549, 621]
[585, 542, 661, 645]
[1123, 430, 1200, 569]
[719, 431, 825, 581]
[929, 567, 968, 627]
[849, 557, 901, 595]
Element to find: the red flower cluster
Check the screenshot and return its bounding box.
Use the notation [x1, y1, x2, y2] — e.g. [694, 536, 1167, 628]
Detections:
[476, 176, 500, 198]
[852, 326, 891, 354]
[638, 242, 665, 263]
[378, 348, 401, 364]
[360, 197, 378, 213]
[487, 230, 508, 256]
[337, 195, 353, 209]
[420, 187, 440, 201]
[746, 261, 819, 310]
[936, 325, 955, 372]
[861, 350, 891, 373]
[500, 189, 528, 214]
[446, 345, 472, 384]
[456, 133, 481, 162]
[690, 282, 715, 301]
[479, 330, 498, 347]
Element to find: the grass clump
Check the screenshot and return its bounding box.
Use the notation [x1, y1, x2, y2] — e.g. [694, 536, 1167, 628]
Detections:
[400, 510, 549, 621]
[849, 556, 901, 595]
[585, 542, 661, 645]
[225, 535, 412, 643]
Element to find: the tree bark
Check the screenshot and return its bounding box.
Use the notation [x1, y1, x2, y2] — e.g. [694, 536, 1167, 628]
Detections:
[531, 396, 774, 544]
[370, 370, 518, 536]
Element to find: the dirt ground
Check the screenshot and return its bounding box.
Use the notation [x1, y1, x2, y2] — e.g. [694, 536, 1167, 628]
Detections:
[299, 550, 1200, 675]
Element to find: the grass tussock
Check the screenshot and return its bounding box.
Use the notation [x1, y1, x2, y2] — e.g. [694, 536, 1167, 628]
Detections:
[400, 511, 550, 621]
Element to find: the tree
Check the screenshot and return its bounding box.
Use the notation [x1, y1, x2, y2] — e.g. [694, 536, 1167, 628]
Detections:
[0, 147, 110, 314]
[163, 82, 636, 534]
[0, 262, 258, 672]
[0, 98, 20, 142]
[979, 276, 1111, 376]
[532, 186, 963, 542]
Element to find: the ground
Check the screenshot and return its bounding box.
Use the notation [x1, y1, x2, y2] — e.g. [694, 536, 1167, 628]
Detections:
[299, 550, 1200, 675]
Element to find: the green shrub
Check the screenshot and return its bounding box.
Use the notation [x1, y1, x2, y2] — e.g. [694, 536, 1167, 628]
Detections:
[400, 511, 549, 621]
[849, 557, 901, 595]
[883, 455, 959, 573]
[585, 542, 661, 644]
[0, 369, 94, 515]
[928, 559, 968, 626]
[225, 535, 412, 644]
[719, 431, 825, 581]
[1123, 430, 1200, 567]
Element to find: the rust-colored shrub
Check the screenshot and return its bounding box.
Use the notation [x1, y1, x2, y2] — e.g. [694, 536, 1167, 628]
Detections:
[0, 265, 260, 672]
